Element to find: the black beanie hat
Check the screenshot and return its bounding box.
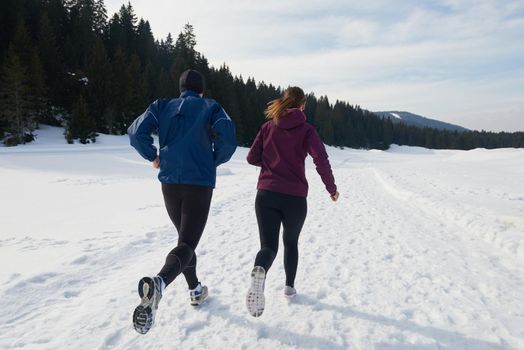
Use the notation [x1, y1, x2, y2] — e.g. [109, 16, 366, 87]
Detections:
[179, 69, 204, 94]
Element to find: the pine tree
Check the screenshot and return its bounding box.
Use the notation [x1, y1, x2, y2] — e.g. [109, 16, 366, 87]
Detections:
[174, 24, 197, 68]
[209, 65, 245, 143]
[107, 13, 123, 56]
[156, 68, 173, 98]
[0, 0, 23, 60]
[93, 0, 108, 35]
[111, 47, 132, 133]
[164, 33, 175, 53]
[332, 101, 346, 145]
[44, 0, 69, 44]
[127, 53, 147, 125]
[38, 12, 63, 103]
[315, 96, 333, 144]
[118, 2, 138, 54]
[235, 76, 261, 143]
[12, 20, 33, 66]
[86, 38, 113, 132]
[142, 61, 157, 102]
[137, 19, 156, 65]
[170, 55, 188, 93]
[0, 46, 34, 145]
[29, 48, 50, 123]
[67, 95, 96, 144]
[382, 117, 394, 149]
[67, 0, 100, 68]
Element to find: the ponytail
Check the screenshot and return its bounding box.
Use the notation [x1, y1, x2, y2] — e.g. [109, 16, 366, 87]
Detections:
[265, 86, 306, 124]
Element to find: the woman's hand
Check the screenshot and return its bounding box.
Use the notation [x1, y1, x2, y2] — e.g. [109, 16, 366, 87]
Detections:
[330, 191, 339, 202]
[152, 156, 160, 169]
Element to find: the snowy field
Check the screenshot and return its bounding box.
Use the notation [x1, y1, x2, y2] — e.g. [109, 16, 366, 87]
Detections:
[1, 125, 523, 350]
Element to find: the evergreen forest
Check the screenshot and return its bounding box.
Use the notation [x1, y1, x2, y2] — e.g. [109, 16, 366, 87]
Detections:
[1, 0, 522, 148]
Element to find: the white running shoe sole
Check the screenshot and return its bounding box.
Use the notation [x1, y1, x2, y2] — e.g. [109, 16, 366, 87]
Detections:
[133, 277, 160, 334]
[246, 266, 266, 317]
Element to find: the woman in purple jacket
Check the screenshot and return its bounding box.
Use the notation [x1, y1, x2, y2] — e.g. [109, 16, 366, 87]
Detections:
[245, 86, 339, 317]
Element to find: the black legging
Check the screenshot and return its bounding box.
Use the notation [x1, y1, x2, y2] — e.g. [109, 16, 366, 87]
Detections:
[254, 190, 307, 288]
[158, 183, 213, 289]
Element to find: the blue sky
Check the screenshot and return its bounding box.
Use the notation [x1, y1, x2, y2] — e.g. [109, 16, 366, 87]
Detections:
[106, 0, 524, 132]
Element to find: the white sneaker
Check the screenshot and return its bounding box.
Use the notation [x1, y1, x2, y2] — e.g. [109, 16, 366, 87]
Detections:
[190, 283, 209, 306]
[284, 286, 297, 298]
[133, 276, 163, 334]
[246, 266, 266, 317]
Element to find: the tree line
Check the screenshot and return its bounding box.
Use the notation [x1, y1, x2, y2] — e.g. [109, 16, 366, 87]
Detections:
[1, 0, 522, 148]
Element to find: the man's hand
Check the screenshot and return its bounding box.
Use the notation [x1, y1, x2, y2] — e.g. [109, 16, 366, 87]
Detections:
[152, 156, 160, 169]
[330, 191, 339, 202]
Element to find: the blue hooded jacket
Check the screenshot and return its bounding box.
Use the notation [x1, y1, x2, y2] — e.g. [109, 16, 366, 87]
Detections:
[128, 90, 237, 187]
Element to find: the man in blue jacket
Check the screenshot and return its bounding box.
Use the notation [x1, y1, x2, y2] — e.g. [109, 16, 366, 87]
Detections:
[128, 69, 236, 335]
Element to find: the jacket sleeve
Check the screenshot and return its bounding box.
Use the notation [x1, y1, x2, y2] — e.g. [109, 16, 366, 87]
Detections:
[246, 128, 263, 166]
[127, 101, 160, 162]
[306, 128, 337, 195]
[211, 104, 237, 166]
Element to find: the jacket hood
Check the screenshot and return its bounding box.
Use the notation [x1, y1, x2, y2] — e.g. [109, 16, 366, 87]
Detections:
[276, 108, 306, 129]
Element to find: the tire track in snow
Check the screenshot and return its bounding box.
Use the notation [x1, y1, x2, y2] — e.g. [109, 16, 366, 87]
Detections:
[371, 167, 524, 258]
[348, 166, 524, 349]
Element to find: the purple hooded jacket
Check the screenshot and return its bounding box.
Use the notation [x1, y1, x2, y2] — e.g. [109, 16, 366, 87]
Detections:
[247, 108, 337, 197]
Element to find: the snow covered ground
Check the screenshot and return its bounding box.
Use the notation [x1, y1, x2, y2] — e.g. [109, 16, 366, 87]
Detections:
[1, 125, 523, 350]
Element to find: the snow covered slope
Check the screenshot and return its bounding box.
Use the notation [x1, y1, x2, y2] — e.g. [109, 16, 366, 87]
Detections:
[1, 125, 523, 349]
[374, 111, 469, 132]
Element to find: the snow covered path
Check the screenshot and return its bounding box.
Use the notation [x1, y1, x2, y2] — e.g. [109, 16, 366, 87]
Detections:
[0, 126, 523, 349]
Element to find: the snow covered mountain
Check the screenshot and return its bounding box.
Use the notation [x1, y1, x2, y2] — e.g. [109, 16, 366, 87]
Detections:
[374, 111, 469, 132]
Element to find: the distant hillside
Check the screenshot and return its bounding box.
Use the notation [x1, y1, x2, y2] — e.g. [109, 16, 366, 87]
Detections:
[374, 111, 469, 132]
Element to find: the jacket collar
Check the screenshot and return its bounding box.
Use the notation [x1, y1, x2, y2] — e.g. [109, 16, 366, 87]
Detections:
[180, 90, 201, 98]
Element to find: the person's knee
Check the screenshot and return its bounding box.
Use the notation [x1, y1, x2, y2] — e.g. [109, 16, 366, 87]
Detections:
[178, 240, 197, 251]
[168, 242, 195, 263]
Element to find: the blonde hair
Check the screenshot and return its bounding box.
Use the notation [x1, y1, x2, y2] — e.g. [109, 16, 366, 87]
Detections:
[265, 86, 306, 123]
